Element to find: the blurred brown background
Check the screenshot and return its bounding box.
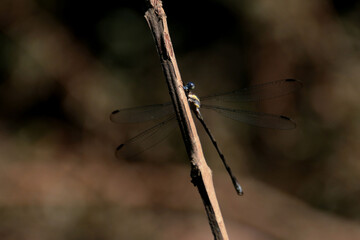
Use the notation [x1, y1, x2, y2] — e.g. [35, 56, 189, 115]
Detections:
[1, 0, 360, 239]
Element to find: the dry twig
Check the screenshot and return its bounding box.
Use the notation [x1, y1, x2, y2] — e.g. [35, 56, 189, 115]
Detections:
[144, 1, 230, 239]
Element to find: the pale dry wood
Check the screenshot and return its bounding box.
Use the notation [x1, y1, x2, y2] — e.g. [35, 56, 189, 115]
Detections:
[144, 1, 229, 239]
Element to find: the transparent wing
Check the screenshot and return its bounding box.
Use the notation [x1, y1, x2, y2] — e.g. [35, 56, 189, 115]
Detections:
[115, 116, 177, 159]
[110, 103, 174, 123]
[201, 104, 296, 130]
[201, 79, 302, 103]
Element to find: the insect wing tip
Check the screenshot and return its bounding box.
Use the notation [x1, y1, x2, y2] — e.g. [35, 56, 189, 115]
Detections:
[280, 115, 297, 130]
[115, 144, 128, 160]
[116, 143, 124, 153]
[285, 78, 303, 88]
[280, 115, 290, 121]
[116, 144, 125, 151]
[110, 110, 119, 120]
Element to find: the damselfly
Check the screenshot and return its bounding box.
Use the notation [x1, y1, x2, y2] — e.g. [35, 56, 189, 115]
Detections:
[111, 79, 302, 195]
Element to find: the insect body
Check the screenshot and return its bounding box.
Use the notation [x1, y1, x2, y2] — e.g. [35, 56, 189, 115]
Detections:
[111, 79, 302, 195]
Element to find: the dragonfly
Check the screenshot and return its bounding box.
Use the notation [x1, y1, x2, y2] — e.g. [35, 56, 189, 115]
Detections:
[110, 79, 302, 195]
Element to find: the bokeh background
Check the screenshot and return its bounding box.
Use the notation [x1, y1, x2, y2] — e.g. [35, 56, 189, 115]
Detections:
[1, 0, 360, 239]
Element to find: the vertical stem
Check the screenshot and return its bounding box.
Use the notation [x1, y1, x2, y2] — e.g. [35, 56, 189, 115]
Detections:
[144, 1, 229, 239]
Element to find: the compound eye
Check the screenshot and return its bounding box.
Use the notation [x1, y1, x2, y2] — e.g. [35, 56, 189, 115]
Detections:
[188, 82, 195, 90]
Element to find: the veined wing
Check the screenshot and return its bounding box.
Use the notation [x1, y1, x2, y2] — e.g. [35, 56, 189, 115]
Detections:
[110, 103, 173, 123]
[201, 79, 302, 103]
[116, 116, 177, 159]
[202, 104, 296, 130]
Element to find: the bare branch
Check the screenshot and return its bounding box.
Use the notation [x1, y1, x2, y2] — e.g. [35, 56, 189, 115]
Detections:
[144, 1, 229, 239]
